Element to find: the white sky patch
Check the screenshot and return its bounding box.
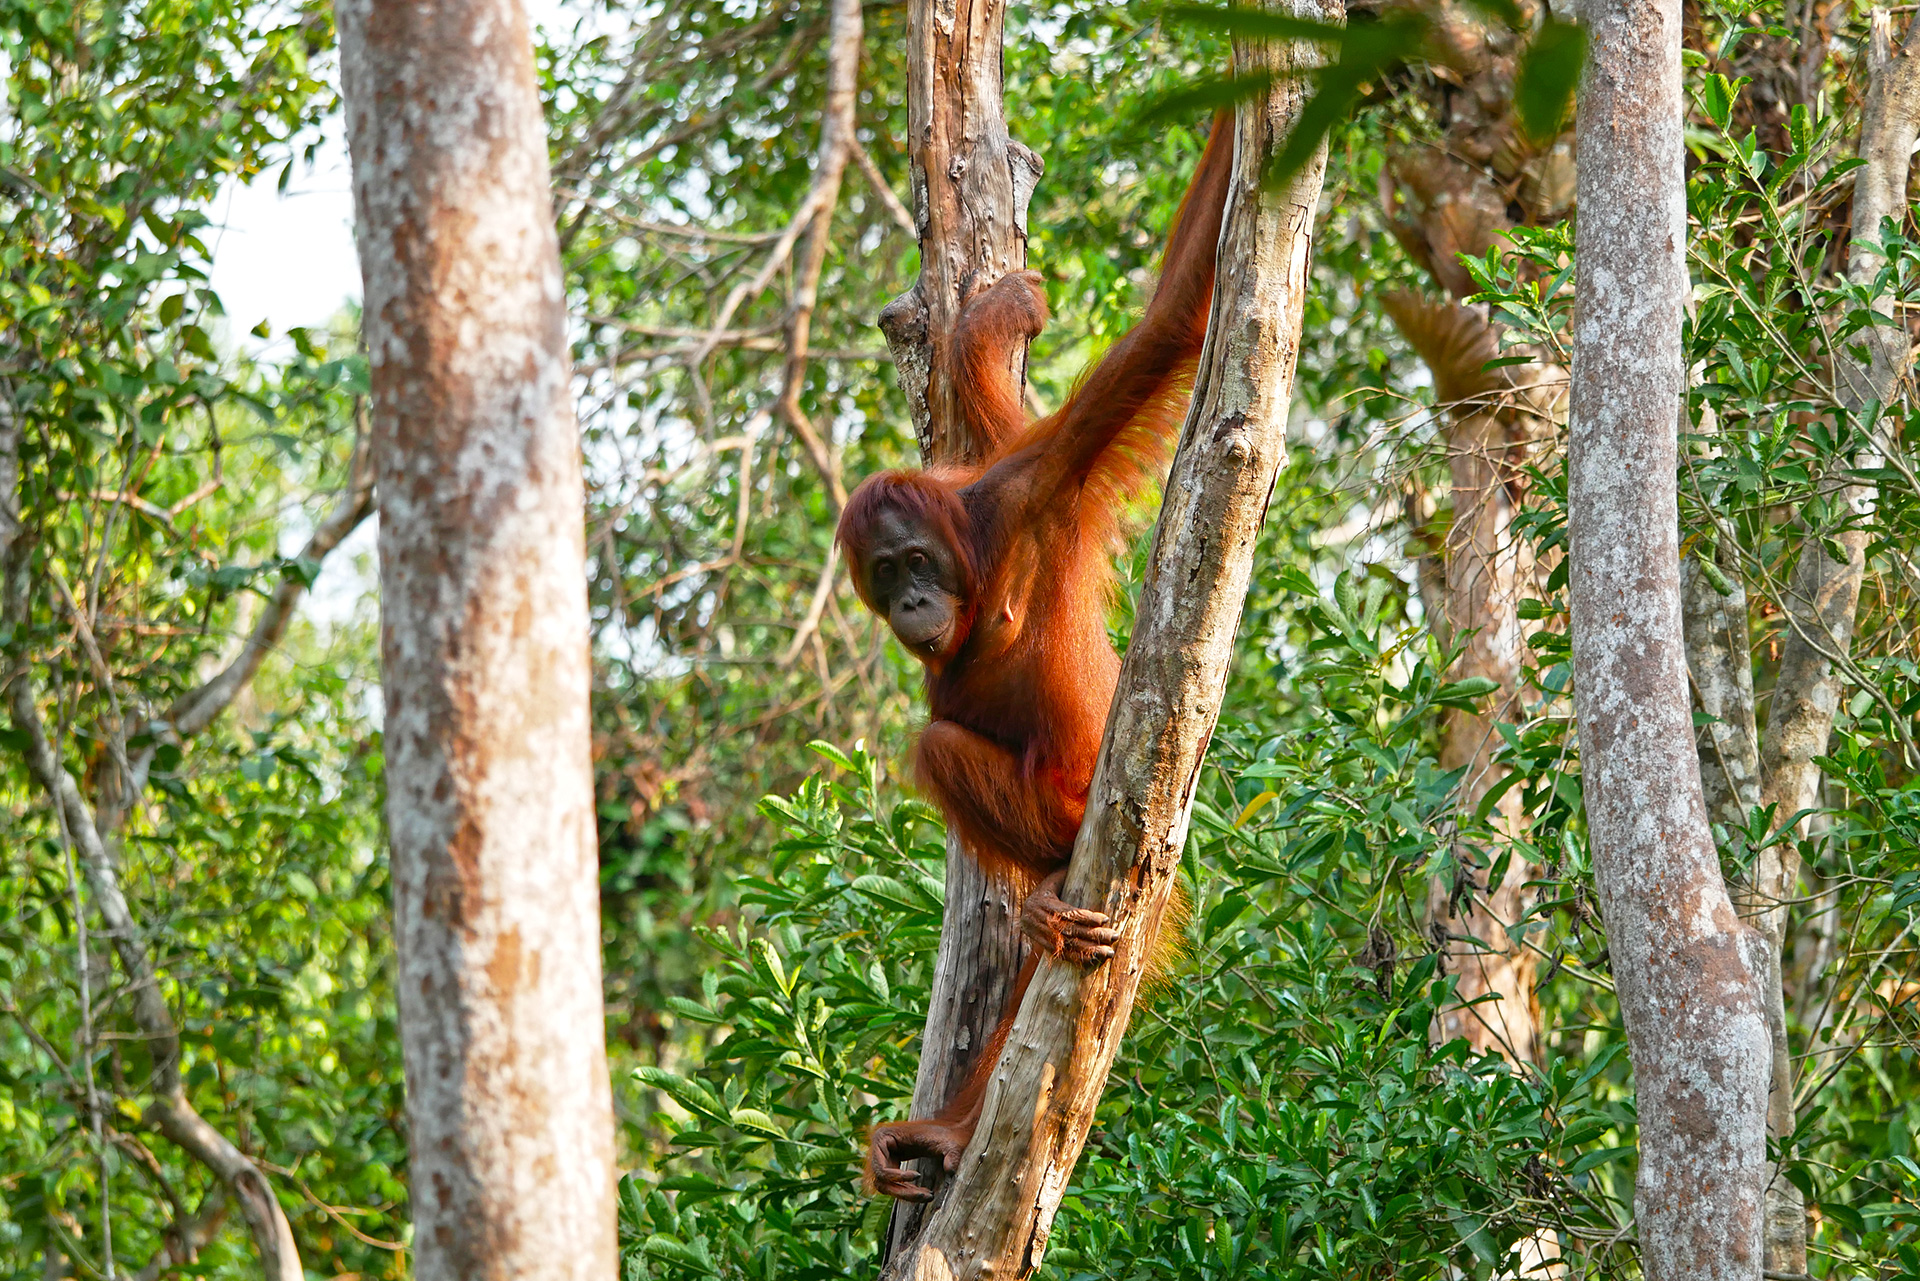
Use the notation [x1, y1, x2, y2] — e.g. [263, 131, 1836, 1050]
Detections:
[206, 0, 601, 353]
[207, 113, 362, 351]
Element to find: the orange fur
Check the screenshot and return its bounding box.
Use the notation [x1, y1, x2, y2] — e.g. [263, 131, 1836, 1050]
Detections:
[837, 116, 1233, 1193]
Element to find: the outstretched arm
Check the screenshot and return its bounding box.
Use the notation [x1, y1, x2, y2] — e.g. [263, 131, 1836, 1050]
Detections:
[1024, 114, 1235, 489]
[947, 269, 1050, 458]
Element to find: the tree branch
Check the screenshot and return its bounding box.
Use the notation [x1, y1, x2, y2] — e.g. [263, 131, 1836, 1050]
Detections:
[775, 0, 862, 514]
[5, 672, 303, 1281]
[850, 134, 917, 238]
[165, 406, 376, 740]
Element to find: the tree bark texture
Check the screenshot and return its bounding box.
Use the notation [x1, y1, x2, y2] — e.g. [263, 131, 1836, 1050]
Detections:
[1682, 538, 1762, 834]
[876, 0, 1043, 1254]
[879, 11, 1334, 1274]
[336, 2, 619, 1278]
[1568, 4, 1772, 1277]
[878, 0, 1044, 464]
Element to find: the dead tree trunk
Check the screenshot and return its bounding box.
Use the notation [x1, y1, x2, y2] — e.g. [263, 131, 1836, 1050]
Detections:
[878, 7, 1334, 1274]
[1567, 2, 1772, 1276]
[336, 3, 619, 1278]
[875, 0, 1044, 1252]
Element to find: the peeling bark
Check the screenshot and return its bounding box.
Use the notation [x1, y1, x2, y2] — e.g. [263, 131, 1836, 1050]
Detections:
[877, 11, 1333, 1274]
[337, 2, 618, 1278]
[1568, 3, 1772, 1275]
[877, 0, 1043, 464]
[876, 0, 1043, 1256]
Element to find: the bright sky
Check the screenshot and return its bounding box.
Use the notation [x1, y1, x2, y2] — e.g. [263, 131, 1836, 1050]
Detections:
[206, 116, 361, 351]
[206, 2, 590, 350]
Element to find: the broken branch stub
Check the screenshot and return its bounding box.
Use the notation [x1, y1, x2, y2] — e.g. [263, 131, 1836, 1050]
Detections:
[878, 6, 1337, 1275]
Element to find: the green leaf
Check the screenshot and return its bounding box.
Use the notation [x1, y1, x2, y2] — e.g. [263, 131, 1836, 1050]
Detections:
[1700, 73, 1749, 132]
[1514, 19, 1586, 143]
[1433, 677, 1502, 707]
[1565, 1144, 1635, 1175]
[728, 1107, 785, 1138]
[806, 740, 855, 770]
[642, 1235, 715, 1273]
[1695, 554, 1737, 597]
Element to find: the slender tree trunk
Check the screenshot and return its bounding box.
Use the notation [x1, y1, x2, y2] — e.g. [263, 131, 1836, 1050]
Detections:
[1683, 13, 1920, 1269]
[1682, 536, 1762, 834]
[1376, 9, 1575, 1067]
[874, 0, 1043, 1250]
[879, 8, 1333, 1274]
[336, 3, 619, 1278]
[1568, 4, 1772, 1276]
[775, 0, 862, 510]
[1, 392, 371, 1281]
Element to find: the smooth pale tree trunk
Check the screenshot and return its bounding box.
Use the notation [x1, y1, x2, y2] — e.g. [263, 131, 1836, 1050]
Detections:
[1568, 3, 1772, 1277]
[336, 3, 619, 1278]
[875, 0, 1043, 1251]
[878, 7, 1333, 1273]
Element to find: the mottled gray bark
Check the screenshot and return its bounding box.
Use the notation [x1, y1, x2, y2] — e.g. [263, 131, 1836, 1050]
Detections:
[878, 9, 1333, 1273]
[876, 0, 1043, 1255]
[1568, 2, 1772, 1277]
[1682, 538, 1761, 833]
[336, 2, 619, 1278]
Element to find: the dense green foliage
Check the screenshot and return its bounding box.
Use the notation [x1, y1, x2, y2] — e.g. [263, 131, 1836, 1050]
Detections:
[4, 0, 1920, 1278]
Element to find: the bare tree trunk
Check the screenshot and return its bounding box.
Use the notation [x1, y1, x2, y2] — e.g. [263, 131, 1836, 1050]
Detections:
[874, 0, 1043, 1252]
[878, 0, 1044, 464]
[1375, 7, 1575, 1067]
[1682, 538, 1762, 833]
[879, 9, 1333, 1274]
[336, 3, 619, 1278]
[1568, 3, 1772, 1276]
[1753, 42, 1918, 1276]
